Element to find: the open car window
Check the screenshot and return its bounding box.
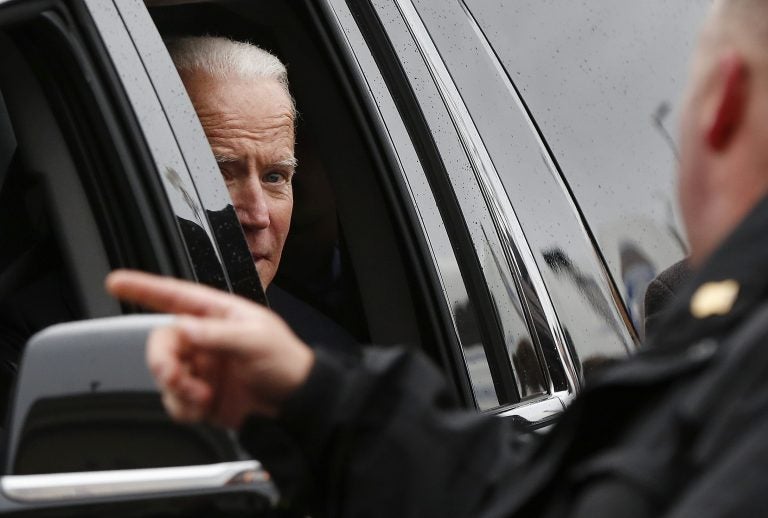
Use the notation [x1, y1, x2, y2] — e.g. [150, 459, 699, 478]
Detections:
[147, 0, 430, 352]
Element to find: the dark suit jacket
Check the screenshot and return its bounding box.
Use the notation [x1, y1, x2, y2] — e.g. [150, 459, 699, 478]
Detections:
[268, 284, 359, 356]
[178, 213, 358, 352]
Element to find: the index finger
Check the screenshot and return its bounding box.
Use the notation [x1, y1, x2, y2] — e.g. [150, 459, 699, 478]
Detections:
[106, 269, 254, 318]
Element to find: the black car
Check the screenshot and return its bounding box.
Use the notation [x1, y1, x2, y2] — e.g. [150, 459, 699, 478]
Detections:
[0, 0, 707, 515]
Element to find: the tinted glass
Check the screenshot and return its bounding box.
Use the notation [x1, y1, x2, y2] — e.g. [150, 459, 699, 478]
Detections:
[410, 0, 635, 382]
[118, 0, 265, 303]
[464, 0, 710, 332]
[368, 0, 553, 408]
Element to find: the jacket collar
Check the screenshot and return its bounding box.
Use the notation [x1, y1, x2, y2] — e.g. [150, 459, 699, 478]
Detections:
[585, 195, 768, 390]
[647, 194, 768, 352]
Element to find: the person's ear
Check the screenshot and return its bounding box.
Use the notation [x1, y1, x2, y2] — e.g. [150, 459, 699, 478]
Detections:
[707, 53, 748, 150]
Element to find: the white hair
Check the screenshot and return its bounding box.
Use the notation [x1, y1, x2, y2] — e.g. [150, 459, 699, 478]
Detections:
[166, 36, 295, 117]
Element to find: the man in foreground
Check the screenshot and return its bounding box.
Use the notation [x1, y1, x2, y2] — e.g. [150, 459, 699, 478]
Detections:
[108, 0, 768, 515]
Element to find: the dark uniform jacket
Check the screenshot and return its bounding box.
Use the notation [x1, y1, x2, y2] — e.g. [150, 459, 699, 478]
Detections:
[643, 258, 691, 337]
[240, 196, 768, 517]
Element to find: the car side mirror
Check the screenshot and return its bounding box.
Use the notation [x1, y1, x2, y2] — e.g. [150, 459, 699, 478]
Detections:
[0, 316, 276, 513]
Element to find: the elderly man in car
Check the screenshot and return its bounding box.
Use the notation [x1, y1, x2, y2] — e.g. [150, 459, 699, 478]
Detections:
[168, 36, 294, 291]
[110, 0, 768, 515]
[167, 36, 354, 350]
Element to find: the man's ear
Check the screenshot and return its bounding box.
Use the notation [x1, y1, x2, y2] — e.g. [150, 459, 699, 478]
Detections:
[707, 53, 748, 150]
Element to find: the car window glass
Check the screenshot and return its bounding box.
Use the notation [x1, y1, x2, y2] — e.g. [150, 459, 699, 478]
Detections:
[365, 0, 556, 409]
[408, 0, 673, 380]
[111, 0, 265, 303]
[462, 0, 709, 332]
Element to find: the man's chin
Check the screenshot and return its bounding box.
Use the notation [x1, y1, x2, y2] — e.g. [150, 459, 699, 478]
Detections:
[254, 259, 275, 290]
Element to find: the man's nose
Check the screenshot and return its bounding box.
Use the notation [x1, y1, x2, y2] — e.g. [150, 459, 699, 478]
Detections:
[232, 176, 270, 230]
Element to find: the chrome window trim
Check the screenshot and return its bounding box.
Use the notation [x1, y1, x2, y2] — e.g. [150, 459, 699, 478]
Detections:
[496, 391, 566, 424]
[1, 461, 276, 504]
[393, 0, 580, 400]
[327, 0, 498, 408]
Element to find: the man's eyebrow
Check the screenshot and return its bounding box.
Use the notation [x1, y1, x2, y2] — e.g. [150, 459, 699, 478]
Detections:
[214, 153, 238, 164]
[272, 157, 298, 171]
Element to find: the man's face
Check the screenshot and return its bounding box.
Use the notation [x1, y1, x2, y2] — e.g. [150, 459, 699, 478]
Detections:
[677, 43, 709, 261]
[677, 17, 721, 265]
[181, 71, 295, 289]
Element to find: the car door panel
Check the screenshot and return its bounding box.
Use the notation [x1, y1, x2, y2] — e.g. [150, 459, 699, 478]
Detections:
[0, 0, 272, 515]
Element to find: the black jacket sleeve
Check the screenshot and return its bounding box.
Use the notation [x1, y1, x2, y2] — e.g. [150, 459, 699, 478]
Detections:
[238, 347, 534, 518]
[663, 412, 768, 517]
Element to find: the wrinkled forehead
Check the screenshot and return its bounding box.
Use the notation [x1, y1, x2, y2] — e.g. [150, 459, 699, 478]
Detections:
[187, 75, 295, 138]
[181, 68, 295, 125]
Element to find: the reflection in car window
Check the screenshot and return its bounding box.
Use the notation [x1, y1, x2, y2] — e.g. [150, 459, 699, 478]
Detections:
[463, 0, 708, 332]
[371, 0, 554, 408]
[408, 0, 636, 376]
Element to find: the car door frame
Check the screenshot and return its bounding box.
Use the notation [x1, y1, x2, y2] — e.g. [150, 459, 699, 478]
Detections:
[0, 0, 270, 514]
[321, 0, 584, 425]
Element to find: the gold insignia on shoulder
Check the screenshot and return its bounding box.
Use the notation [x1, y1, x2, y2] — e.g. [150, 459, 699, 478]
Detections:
[690, 280, 740, 319]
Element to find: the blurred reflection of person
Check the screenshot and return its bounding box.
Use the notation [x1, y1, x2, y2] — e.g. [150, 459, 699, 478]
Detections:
[619, 242, 656, 337]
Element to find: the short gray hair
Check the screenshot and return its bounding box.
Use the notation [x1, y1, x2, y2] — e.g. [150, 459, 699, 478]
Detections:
[166, 36, 295, 117]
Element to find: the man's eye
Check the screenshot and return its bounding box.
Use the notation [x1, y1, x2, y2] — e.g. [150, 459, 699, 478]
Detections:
[263, 171, 287, 184]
